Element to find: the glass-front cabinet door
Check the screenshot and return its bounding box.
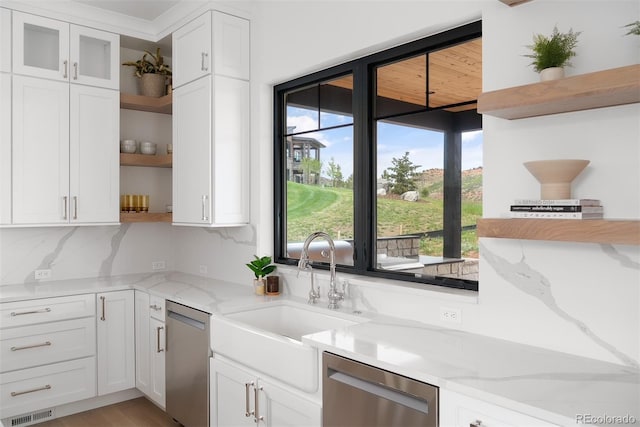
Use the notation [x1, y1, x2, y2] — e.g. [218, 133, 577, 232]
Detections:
[12, 11, 119, 89]
[13, 11, 70, 82]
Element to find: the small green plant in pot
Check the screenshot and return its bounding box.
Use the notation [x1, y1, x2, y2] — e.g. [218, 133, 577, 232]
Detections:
[246, 255, 276, 295]
[122, 48, 172, 97]
[524, 26, 581, 81]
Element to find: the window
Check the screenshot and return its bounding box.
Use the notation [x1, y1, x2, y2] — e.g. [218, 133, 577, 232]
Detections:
[274, 22, 482, 291]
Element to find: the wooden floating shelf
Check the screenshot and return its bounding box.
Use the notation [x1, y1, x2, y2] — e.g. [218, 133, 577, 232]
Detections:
[120, 153, 172, 168]
[120, 212, 172, 223]
[478, 65, 640, 119]
[477, 218, 640, 245]
[120, 93, 172, 114]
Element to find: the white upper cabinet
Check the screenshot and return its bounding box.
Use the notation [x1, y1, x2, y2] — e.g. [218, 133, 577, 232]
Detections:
[172, 12, 211, 89]
[1, 8, 11, 73]
[173, 11, 249, 88]
[212, 11, 249, 80]
[0, 74, 10, 225]
[12, 75, 70, 225]
[12, 11, 118, 89]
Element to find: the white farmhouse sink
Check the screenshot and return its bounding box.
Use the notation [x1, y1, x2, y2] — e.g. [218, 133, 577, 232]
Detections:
[210, 302, 364, 393]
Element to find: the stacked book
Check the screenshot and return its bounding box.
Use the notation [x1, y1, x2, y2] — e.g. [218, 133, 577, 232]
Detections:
[510, 199, 603, 219]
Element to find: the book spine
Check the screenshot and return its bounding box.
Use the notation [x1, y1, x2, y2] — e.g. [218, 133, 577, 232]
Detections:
[510, 211, 604, 219]
[510, 205, 603, 213]
[513, 199, 600, 206]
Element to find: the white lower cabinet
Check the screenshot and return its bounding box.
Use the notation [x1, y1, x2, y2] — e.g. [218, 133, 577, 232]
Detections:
[96, 290, 135, 396]
[439, 389, 559, 427]
[211, 357, 321, 427]
[134, 291, 165, 407]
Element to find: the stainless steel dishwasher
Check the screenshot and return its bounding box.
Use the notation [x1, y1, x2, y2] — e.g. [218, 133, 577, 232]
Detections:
[323, 352, 438, 427]
[166, 301, 210, 427]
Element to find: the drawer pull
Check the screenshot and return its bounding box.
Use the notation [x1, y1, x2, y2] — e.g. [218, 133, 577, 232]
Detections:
[470, 420, 483, 427]
[156, 326, 164, 353]
[11, 341, 52, 351]
[11, 384, 51, 397]
[150, 304, 162, 311]
[10, 308, 51, 317]
[100, 296, 106, 321]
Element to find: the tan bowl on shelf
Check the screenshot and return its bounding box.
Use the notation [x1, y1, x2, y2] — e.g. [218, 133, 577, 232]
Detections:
[523, 159, 590, 199]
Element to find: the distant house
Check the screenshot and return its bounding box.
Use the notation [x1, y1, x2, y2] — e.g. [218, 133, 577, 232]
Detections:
[285, 133, 325, 184]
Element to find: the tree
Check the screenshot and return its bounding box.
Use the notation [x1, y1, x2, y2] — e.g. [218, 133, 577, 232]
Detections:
[301, 158, 322, 184]
[344, 174, 353, 189]
[383, 152, 421, 195]
[326, 157, 344, 187]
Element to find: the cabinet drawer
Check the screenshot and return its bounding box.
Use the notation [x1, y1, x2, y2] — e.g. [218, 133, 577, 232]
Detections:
[0, 357, 96, 419]
[0, 294, 95, 328]
[149, 295, 165, 321]
[0, 317, 96, 373]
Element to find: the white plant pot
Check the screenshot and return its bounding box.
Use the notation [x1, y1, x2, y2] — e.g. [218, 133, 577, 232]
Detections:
[539, 67, 565, 82]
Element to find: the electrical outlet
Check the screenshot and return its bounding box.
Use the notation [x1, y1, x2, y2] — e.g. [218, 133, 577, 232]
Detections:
[151, 261, 166, 270]
[199, 265, 208, 274]
[34, 269, 52, 280]
[440, 307, 462, 324]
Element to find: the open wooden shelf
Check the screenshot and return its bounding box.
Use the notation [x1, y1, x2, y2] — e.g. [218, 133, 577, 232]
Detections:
[477, 218, 640, 245]
[120, 153, 172, 168]
[120, 93, 172, 114]
[477, 65, 640, 119]
[120, 212, 172, 223]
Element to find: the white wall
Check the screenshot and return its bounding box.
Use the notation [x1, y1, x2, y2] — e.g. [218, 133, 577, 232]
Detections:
[248, 0, 640, 367]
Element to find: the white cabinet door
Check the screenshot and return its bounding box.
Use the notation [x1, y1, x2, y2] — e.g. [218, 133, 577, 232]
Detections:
[149, 317, 166, 408]
[134, 291, 151, 397]
[12, 11, 70, 81]
[172, 12, 211, 89]
[212, 75, 249, 225]
[260, 377, 321, 427]
[212, 12, 250, 80]
[69, 85, 119, 223]
[1, 8, 11, 73]
[210, 358, 256, 427]
[12, 75, 69, 224]
[0, 73, 10, 224]
[70, 25, 119, 90]
[173, 75, 211, 224]
[440, 389, 559, 427]
[96, 290, 135, 396]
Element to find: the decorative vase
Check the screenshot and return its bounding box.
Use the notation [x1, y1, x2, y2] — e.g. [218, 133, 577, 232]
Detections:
[253, 277, 265, 296]
[266, 275, 280, 296]
[523, 159, 590, 199]
[141, 73, 166, 97]
[539, 67, 565, 82]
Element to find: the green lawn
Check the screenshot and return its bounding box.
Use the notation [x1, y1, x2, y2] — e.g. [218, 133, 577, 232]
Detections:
[286, 182, 482, 257]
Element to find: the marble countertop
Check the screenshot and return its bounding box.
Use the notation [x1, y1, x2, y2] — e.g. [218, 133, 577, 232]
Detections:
[1, 272, 638, 426]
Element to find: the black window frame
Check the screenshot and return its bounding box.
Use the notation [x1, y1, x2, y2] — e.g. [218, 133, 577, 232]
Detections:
[274, 21, 482, 292]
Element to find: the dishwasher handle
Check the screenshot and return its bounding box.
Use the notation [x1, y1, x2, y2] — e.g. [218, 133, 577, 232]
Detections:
[167, 310, 206, 330]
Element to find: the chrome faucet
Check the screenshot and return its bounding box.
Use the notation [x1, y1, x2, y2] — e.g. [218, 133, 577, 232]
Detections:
[297, 231, 344, 309]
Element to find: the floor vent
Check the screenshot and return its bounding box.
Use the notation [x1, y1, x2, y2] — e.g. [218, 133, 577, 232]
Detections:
[9, 409, 54, 426]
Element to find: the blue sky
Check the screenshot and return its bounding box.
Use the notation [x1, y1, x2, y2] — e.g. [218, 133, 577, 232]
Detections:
[287, 107, 483, 179]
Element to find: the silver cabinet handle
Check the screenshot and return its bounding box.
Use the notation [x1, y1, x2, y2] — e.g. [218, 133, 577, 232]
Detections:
[201, 195, 208, 221]
[11, 341, 51, 351]
[73, 196, 78, 220]
[11, 384, 51, 397]
[156, 326, 164, 353]
[470, 421, 483, 427]
[254, 384, 263, 422]
[73, 62, 78, 80]
[100, 296, 106, 321]
[63, 60, 68, 78]
[63, 196, 68, 220]
[11, 308, 51, 316]
[245, 382, 253, 417]
[201, 52, 208, 71]
[149, 304, 161, 311]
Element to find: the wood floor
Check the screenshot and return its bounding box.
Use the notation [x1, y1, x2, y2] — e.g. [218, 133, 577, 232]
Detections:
[37, 397, 179, 427]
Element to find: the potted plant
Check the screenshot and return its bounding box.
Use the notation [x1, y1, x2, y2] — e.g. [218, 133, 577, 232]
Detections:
[524, 26, 581, 81]
[122, 48, 172, 97]
[623, 20, 640, 36]
[246, 255, 276, 295]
